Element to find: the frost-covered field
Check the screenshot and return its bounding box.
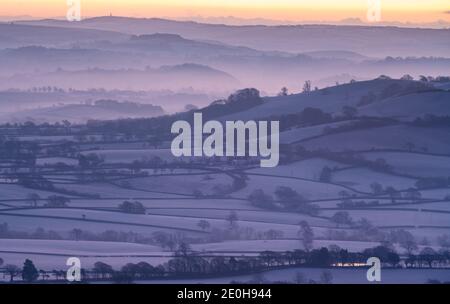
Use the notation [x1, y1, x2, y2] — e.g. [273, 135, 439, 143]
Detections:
[81, 149, 177, 163]
[360, 91, 450, 121]
[362, 152, 450, 178]
[1, 78, 449, 283]
[301, 125, 450, 154]
[279, 121, 351, 144]
[321, 209, 450, 227]
[0, 239, 163, 255]
[331, 167, 417, 191]
[247, 158, 348, 180]
[234, 174, 354, 200]
[139, 268, 450, 284]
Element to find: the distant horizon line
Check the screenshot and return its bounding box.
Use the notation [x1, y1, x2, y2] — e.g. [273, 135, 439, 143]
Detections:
[1, 14, 449, 29]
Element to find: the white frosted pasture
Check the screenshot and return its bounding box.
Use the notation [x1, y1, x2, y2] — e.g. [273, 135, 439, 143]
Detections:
[362, 152, 450, 178]
[409, 201, 450, 212]
[234, 174, 357, 200]
[81, 148, 177, 163]
[321, 209, 450, 228]
[0, 239, 162, 255]
[68, 198, 252, 210]
[360, 91, 450, 121]
[0, 211, 205, 236]
[302, 125, 450, 154]
[192, 239, 380, 253]
[146, 208, 331, 228]
[58, 182, 187, 198]
[331, 167, 417, 192]
[277, 121, 352, 144]
[128, 173, 234, 196]
[36, 157, 78, 166]
[5, 209, 209, 231]
[246, 158, 348, 180]
[17, 135, 75, 142]
[395, 228, 450, 245]
[0, 184, 68, 200]
[415, 189, 450, 200]
[146, 268, 450, 284]
[0, 208, 332, 239]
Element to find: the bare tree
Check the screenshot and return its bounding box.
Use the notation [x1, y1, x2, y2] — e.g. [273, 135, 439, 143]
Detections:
[331, 211, 353, 228]
[302, 80, 312, 93]
[298, 221, 314, 251]
[401, 74, 414, 81]
[226, 211, 239, 229]
[278, 87, 288, 96]
[4, 264, 20, 282]
[27, 193, 41, 208]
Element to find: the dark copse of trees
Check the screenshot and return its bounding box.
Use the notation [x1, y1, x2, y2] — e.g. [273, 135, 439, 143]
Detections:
[331, 211, 353, 227]
[247, 187, 319, 216]
[201, 88, 263, 120]
[66, 246, 401, 282]
[18, 174, 54, 191]
[118, 201, 146, 214]
[248, 189, 275, 209]
[78, 153, 105, 168]
[0, 140, 38, 165]
[45, 195, 70, 208]
[2, 245, 449, 283]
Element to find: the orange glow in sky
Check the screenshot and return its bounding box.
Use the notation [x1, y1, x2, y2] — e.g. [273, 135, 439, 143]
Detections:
[1, 0, 449, 23]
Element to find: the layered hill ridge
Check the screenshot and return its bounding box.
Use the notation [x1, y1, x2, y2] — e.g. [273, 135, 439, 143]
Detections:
[17, 16, 450, 57]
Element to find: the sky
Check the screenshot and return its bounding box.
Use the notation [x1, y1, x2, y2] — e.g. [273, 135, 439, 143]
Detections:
[1, 0, 449, 23]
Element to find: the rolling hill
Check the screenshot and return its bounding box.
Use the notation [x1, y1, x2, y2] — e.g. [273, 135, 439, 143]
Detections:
[18, 16, 450, 57]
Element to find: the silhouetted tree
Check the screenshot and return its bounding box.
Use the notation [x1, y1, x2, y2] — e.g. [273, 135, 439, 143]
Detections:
[385, 186, 400, 203]
[22, 259, 39, 283]
[93, 261, 114, 279]
[27, 193, 41, 208]
[298, 221, 314, 251]
[401, 74, 414, 81]
[248, 189, 274, 209]
[226, 211, 238, 229]
[319, 166, 332, 182]
[70, 228, 83, 241]
[118, 201, 146, 214]
[278, 87, 288, 96]
[419, 247, 437, 268]
[45, 195, 70, 208]
[331, 211, 353, 227]
[4, 264, 20, 282]
[302, 80, 312, 93]
[392, 229, 418, 255]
